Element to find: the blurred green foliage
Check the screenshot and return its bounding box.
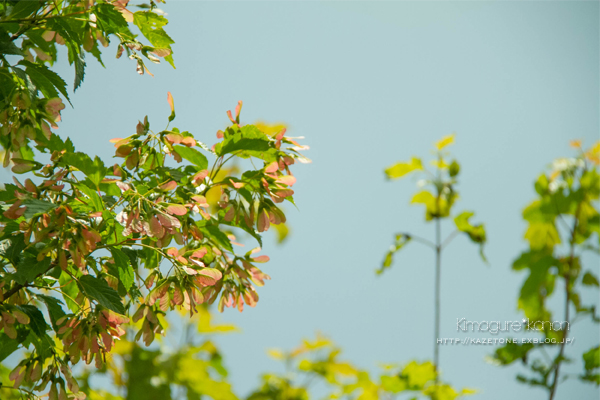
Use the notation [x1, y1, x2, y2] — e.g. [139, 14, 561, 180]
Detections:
[492, 141, 600, 398]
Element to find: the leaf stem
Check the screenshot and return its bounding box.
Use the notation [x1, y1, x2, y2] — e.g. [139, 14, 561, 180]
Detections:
[548, 200, 581, 400]
[434, 153, 442, 385]
[434, 214, 441, 384]
[405, 233, 435, 249]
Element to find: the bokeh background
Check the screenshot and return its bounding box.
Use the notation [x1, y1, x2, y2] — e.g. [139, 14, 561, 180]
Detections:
[14, 1, 598, 399]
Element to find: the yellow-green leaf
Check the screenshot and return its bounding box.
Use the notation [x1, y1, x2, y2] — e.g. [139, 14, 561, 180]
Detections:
[435, 133, 456, 150]
[384, 157, 422, 179]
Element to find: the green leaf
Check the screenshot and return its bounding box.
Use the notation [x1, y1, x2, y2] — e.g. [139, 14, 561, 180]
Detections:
[39, 133, 75, 154]
[203, 225, 233, 253]
[524, 222, 560, 250]
[59, 273, 80, 313]
[22, 199, 57, 219]
[78, 275, 125, 314]
[18, 60, 71, 104]
[13, 256, 51, 285]
[0, 333, 21, 362]
[133, 11, 175, 68]
[381, 375, 406, 393]
[143, 246, 160, 270]
[0, 32, 23, 55]
[218, 126, 271, 156]
[37, 294, 66, 331]
[76, 183, 104, 212]
[448, 160, 460, 177]
[583, 346, 600, 372]
[398, 361, 436, 390]
[74, 52, 86, 91]
[513, 251, 557, 320]
[16, 305, 48, 337]
[0, 234, 26, 266]
[173, 145, 209, 169]
[384, 157, 422, 179]
[62, 152, 105, 187]
[26, 330, 54, 361]
[377, 234, 411, 275]
[0, 68, 17, 105]
[12, 67, 36, 98]
[582, 271, 599, 287]
[9, 1, 43, 20]
[110, 248, 135, 291]
[453, 211, 487, 261]
[93, 3, 129, 35]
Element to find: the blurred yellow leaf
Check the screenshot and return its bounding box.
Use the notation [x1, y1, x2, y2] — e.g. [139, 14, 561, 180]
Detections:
[430, 159, 449, 169]
[254, 122, 287, 137]
[411, 191, 435, 207]
[424, 384, 460, 400]
[401, 361, 436, 388]
[197, 306, 239, 334]
[273, 222, 289, 244]
[585, 141, 600, 165]
[112, 339, 134, 355]
[524, 222, 560, 250]
[330, 362, 358, 376]
[267, 349, 285, 360]
[385, 157, 422, 179]
[435, 133, 456, 150]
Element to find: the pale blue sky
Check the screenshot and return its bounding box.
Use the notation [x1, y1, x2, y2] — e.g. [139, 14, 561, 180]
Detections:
[27, 1, 600, 399]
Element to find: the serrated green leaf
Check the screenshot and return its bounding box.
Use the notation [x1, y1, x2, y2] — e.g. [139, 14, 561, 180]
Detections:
[13, 256, 51, 285]
[78, 275, 125, 314]
[133, 11, 175, 68]
[218, 126, 271, 156]
[74, 51, 86, 91]
[0, 68, 17, 105]
[37, 294, 66, 331]
[58, 272, 80, 312]
[0, 234, 26, 266]
[38, 133, 75, 154]
[174, 145, 208, 169]
[8, 0, 42, 19]
[62, 152, 105, 186]
[18, 60, 70, 104]
[110, 248, 135, 291]
[93, 3, 129, 35]
[0, 32, 23, 55]
[22, 198, 57, 219]
[203, 225, 233, 253]
[76, 183, 104, 212]
[0, 333, 21, 362]
[16, 305, 48, 337]
[12, 67, 36, 98]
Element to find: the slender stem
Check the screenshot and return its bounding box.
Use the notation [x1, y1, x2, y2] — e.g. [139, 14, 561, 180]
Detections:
[434, 215, 441, 384]
[433, 153, 442, 385]
[0, 11, 87, 25]
[403, 233, 435, 249]
[441, 229, 459, 250]
[548, 202, 581, 400]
